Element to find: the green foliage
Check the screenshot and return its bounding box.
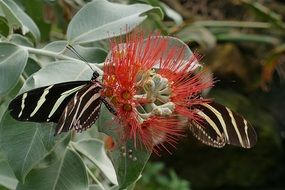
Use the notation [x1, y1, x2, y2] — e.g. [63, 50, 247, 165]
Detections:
[0, 43, 28, 95]
[135, 162, 190, 190]
[0, 113, 59, 182]
[71, 139, 118, 185]
[17, 149, 89, 190]
[0, 0, 40, 42]
[67, 0, 161, 44]
[98, 105, 151, 189]
[0, 154, 18, 190]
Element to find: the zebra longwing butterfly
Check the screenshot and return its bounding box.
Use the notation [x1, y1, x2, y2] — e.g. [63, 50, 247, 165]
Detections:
[189, 102, 257, 148]
[8, 71, 116, 135]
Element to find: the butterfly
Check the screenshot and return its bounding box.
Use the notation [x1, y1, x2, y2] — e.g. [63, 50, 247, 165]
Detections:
[8, 45, 116, 135]
[8, 70, 116, 135]
[188, 102, 257, 148]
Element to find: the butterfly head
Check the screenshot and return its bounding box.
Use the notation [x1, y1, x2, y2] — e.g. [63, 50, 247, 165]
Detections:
[92, 71, 100, 80]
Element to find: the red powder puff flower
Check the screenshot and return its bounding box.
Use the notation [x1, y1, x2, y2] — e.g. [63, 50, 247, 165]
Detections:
[102, 32, 212, 151]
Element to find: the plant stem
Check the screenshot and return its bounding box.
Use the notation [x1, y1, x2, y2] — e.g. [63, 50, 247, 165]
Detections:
[19, 74, 26, 84]
[86, 166, 106, 190]
[69, 143, 106, 190]
[96, 62, 104, 69]
[19, 45, 104, 75]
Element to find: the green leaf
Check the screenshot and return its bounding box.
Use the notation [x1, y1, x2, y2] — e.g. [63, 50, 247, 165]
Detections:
[23, 57, 41, 78]
[163, 36, 195, 59]
[20, 60, 93, 93]
[110, 141, 150, 189]
[98, 105, 151, 189]
[97, 105, 117, 137]
[43, 41, 108, 63]
[34, 132, 71, 171]
[193, 20, 271, 29]
[89, 184, 119, 190]
[0, 18, 9, 37]
[0, 0, 40, 42]
[16, 148, 88, 190]
[9, 34, 33, 47]
[242, 0, 285, 29]
[43, 41, 67, 53]
[38, 41, 68, 64]
[175, 25, 216, 50]
[0, 158, 18, 189]
[66, 45, 108, 64]
[72, 139, 118, 185]
[0, 103, 8, 121]
[0, 185, 9, 190]
[0, 42, 28, 96]
[19, 0, 51, 42]
[216, 33, 280, 45]
[89, 184, 104, 190]
[159, 2, 182, 25]
[0, 112, 58, 183]
[67, 0, 158, 44]
[0, 78, 23, 121]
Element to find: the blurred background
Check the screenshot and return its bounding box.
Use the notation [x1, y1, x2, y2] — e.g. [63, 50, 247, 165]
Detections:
[2, 0, 285, 189]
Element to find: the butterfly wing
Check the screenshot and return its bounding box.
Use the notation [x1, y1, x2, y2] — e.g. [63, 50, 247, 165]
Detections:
[189, 102, 257, 148]
[9, 81, 88, 123]
[55, 82, 103, 135]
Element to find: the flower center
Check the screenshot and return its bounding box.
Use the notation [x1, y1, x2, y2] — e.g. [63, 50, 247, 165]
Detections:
[135, 71, 176, 121]
[121, 90, 131, 100]
[122, 103, 132, 111]
[104, 70, 175, 123]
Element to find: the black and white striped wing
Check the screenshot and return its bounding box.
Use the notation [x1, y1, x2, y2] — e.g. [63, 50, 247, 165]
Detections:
[9, 81, 88, 123]
[189, 102, 257, 148]
[55, 82, 102, 135]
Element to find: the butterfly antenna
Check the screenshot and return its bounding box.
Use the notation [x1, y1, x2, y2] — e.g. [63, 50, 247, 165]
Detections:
[66, 44, 95, 72]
